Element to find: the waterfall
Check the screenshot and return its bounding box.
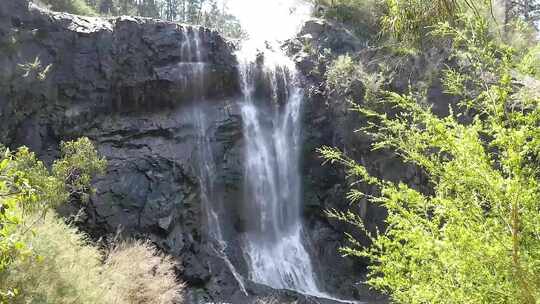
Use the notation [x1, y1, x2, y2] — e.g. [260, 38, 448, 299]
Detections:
[186, 1, 331, 297]
[237, 51, 324, 295]
[179, 26, 206, 98]
[193, 106, 248, 296]
[187, 26, 249, 296]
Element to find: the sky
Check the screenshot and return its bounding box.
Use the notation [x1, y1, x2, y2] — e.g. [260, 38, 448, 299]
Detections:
[224, 0, 313, 42]
[219, 0, 313, 63]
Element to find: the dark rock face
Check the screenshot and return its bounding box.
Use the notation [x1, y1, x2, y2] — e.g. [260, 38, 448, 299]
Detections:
[0, 1, 247, 302]
[1, 2, 450, 304]
[0, 2, 237, 122]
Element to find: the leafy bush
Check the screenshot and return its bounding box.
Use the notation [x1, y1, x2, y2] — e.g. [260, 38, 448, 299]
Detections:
[0, 214, 184, 304]
[326, 55, 359, 94]
[0, 137, 184, 303]
[103, 240, 184, 304]
[52, 137, 108, 204]
[326, 55, 384, 103]
[0, 137, 105, 301]
[518, 44, 540, 76]
[321, 10, 540, 304]
[0, 213, 107, 304]
[380, 0, 491, 44]
[311, 0, 382, 39]
[34, 0, 96, 15]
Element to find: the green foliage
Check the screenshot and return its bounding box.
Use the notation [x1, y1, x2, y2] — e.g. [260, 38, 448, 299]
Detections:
[31, 0, 245, 39]
[0, 137, 180, 303]
[1, 213, 108, 304]
[313, 0, 496, 44]
[0, 137, 106, 302]
[18, 57, 52, 82]
[320, 9, 540, 304]
[326, 55, 358, 94]
[1, 214, 184, 304]
[82, 0, 246, 39]
[382, 0, 458, 43]
[518, 44, 540, 76]
[379, 0, 540, 48]
[199, 1, 246, 40]
[37, 0, 97, 15]
[311, 0, 383, 39]
[52, 137, 107, 204]
[326, 55, 385, 103]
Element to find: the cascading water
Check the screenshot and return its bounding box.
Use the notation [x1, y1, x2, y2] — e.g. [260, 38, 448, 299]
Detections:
[193, 106, 248, 296]
[220, 0, 330, 295]
[178, 26, 206, 97]
[206, 0, 331, 297]
[237, 51, 324, 295]
[186, 26, 249, 296]
[188, 0, 338, 299]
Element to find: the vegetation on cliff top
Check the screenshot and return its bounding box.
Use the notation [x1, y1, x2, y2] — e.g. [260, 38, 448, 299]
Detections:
[33, 0, 246, 39]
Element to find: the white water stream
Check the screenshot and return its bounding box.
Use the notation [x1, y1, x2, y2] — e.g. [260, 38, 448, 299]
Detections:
[230, 0, 332, 296]
[188, 0, 347, 299]
[238, 58, 321, 293]
[187, 27, 249, 296]
[194, 106, 249, 296]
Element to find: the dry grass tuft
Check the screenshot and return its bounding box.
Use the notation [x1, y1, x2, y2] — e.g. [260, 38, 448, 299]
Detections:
[253, 296, 297, 304]
[0, 213, 184, 304]
[1, 213, 108, 304]
[103, 240, 184, 304]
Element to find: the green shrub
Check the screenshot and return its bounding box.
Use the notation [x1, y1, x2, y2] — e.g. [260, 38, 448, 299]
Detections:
[52, 137, 107, 204]
[34, 0, 96, 15]
[326, 55, 384, 103]
[518, 44, 540, 76]
[326, 55, 358, 94]
[0, 137, 105, 301]
[0, 213, 185, 304]
[380, 0, 492, 44]
[0, 213, 107, 304]
[0, 137, 183, 303]
[320, 10, 540, 304]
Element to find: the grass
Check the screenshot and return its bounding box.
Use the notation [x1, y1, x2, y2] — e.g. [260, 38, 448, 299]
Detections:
[0, 213, 108, 304]
[0, 212, 184, 304]
[103, 240, 184, 304]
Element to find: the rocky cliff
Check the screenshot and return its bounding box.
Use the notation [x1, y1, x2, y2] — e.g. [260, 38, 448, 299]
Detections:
[0, 1, 249, 302]
[0, 1, 436, 303]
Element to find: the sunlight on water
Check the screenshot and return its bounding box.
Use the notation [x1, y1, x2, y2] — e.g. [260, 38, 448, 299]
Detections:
[231, 0, 327, 295]
[227, 0, 313, 66]
[227, 0, 312, 42]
